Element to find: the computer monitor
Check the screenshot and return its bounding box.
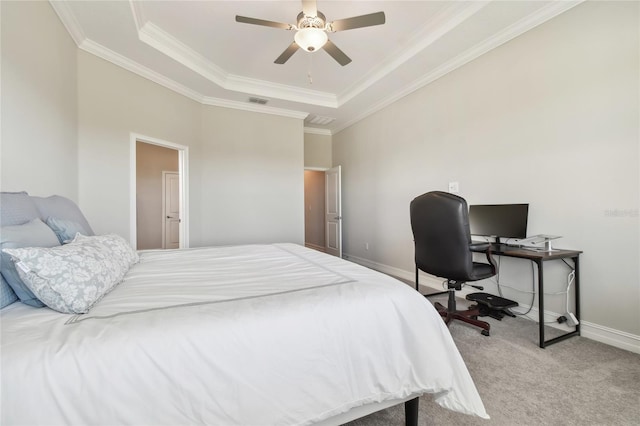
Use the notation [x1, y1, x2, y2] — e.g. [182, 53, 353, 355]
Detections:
[468, 204, 529, 244]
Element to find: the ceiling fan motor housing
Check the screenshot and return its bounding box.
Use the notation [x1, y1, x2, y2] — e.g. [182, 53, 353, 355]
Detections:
[295, 11, 328, 52]
[296, 11, 326, 30]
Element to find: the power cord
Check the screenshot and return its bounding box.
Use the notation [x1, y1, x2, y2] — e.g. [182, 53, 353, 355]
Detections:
[474, 238, 575, 321]
[511, 262, 576, 323]
[508, 262, 535, 316]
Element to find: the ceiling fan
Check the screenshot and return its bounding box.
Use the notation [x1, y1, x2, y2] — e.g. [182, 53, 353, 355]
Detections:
[235, 0, 385, 66]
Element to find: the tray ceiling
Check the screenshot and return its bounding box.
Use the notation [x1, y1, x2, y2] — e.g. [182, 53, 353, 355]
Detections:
[51, 1, 582, 134]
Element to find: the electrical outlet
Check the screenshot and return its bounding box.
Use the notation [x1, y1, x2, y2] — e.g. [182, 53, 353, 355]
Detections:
[448, 182, 459, 193]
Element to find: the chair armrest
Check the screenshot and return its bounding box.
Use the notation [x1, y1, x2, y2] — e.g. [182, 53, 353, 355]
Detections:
[469, 242, 497, 275]
[469, 242, 491, 252]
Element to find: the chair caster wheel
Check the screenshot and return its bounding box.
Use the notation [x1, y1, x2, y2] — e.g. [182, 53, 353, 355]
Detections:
[481, 330, 490, 336]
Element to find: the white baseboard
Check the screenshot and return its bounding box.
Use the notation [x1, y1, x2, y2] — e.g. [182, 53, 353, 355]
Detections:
[343, 252, 640, 355]
[579, 321, 640, 354]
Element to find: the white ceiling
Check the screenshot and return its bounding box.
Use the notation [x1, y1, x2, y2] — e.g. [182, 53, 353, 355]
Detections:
[51, 0, 582, 134]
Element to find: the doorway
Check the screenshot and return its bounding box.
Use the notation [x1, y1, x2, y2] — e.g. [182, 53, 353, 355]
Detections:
[304, 166, 342, 257]
[304, 170, 326, 252]
[130, 133, 189, 250]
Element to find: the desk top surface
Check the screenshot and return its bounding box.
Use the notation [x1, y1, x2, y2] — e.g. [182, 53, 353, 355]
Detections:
[473, 243, 582, 260]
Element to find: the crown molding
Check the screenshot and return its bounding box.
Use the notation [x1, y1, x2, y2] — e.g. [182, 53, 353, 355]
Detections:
[203, 97, 309, 120]
[51, 0, 584, 134]
[79, 39, 206, 104]
[81, 39, 309, 120]
[336, 0, 488, 107]
[127, 1, 487, 110]
[225, 74, 337, 108]
[49, 0, 85, 46]
[138, 21, 229, 87]
[130, 1, 336, 108]
[331, 0, 584, 134]
[128, 0, 146, 31]
[49, 1, 310, 121]
[304, 127, 332, 136]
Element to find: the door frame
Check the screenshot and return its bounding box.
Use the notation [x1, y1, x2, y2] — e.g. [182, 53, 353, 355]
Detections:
[130, 133, 189, 249]
[324, 165, 342, 258]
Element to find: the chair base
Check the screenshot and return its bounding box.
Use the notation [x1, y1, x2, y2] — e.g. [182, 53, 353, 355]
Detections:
[433, 302, 491, 336]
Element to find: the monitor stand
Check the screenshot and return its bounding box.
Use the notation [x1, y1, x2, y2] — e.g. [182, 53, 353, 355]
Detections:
[493, 237, 507, 247]
[518, 234, 561, 252]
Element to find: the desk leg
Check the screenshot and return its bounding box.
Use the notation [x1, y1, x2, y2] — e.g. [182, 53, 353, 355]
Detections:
[541, 255, 582, 348]
[574, 256, 581, 337]
[536, 260, 545, 349]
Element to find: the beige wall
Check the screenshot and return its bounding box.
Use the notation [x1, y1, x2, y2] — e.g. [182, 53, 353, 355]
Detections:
[304, 132, 332, 169]
[77, 52, 304, 246]
[333, 1, 639, 338]
[199, 106, 304, 245]
[77, 52, 204, 244]
[304, 170, 325, 250]
[136, 142, 179, 250]
[1, 1, 78, 200]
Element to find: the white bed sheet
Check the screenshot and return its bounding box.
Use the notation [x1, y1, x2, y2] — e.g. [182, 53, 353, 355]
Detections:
[1, 243, 488, 425]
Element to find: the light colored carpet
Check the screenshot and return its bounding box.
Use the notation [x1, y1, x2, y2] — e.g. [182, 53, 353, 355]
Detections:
[347, 307, 640, 425]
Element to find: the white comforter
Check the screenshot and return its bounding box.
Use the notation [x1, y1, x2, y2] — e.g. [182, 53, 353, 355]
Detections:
[1, 243, 488, 425]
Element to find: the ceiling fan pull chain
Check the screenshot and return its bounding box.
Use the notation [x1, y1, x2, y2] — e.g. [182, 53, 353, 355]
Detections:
[308, 53, 313, 85]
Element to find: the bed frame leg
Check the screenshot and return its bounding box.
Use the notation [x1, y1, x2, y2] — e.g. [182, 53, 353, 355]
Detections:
[405, 397, 419, 426]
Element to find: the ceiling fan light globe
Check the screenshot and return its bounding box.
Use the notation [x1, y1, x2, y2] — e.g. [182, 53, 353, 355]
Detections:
[294, 28, 328, 52]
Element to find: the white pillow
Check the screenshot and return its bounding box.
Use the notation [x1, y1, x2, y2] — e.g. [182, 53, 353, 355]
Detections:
[2, 234, 138, 314]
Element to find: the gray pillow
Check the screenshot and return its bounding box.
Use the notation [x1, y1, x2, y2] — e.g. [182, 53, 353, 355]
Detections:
[0, 273, 18, 308]
[0, 218, 61, 307]
[46, 217, 91, 244]
[3, 234, 138, 314]
[0, 191, 39, 227]
[32, 195, 94, 236]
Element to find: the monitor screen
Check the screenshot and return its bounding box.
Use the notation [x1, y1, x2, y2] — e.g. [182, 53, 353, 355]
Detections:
[468, 204, 529, 242]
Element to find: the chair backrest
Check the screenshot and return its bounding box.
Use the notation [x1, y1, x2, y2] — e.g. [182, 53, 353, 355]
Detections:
[410, 191, 474, 281]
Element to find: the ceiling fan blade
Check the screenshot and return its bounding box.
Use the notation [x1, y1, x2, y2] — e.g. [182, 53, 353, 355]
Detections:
[330, 11, 386, 31]
[323, 39, 351, 66]
[302, 0, 317, 17]
[275, 42, 299, 64]
[235, 15, 292, 30]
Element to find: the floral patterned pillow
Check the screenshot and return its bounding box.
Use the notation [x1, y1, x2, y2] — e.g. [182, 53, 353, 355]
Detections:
[2, 234, 138, 314]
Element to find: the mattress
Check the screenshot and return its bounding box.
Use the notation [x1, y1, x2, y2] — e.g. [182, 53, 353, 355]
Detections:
[1, 243, 488, 425]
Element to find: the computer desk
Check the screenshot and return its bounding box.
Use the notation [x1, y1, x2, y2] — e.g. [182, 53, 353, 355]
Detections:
[472, 244, 582, 348]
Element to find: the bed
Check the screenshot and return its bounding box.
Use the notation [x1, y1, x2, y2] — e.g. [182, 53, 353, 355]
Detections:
[0, 194, 488, 425]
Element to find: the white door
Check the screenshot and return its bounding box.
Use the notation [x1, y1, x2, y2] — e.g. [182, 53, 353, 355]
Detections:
[325, 166, 342, 257]
[162, 171, 180, 249]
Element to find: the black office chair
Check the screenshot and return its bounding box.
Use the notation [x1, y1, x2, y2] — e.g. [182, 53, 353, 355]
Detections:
[410, 191, 496, 336]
